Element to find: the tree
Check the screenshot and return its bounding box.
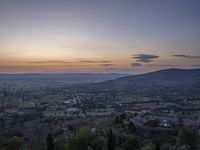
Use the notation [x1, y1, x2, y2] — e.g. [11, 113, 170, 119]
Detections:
[0, 87, 9, 113]
[93, 136, 107, 150]
[114, 116, 120, 124]
[144, 120, 159, 127]
[47, 133, 54, 150]
[66, 127, 106, 150]
[176, 128, 197, 149]
[0, 138, 3, 150]
[54, 138, 67, 150]
[19, 92, 25, 108]
[120, 113, 126, 120]
[33, 122, 46, 150]
[124, 138, 140, 150]
[68, 124, 74, 131]
[176, 117, 184, 129]
[3, 136, 24, 150]
[27, 137, 38, 150]
[128, 122, 136, 133]
[107, 128, 115, 150]
[155, 142, 160, 150]
[151, 137, 161, 150]
[142, 143, 156, 150]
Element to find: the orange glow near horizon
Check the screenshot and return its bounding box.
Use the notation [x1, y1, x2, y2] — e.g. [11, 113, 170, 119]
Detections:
[0, 1, 200, 73]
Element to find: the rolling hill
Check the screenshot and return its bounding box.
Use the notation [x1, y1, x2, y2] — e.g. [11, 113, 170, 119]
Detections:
[80, 68, 200, 93]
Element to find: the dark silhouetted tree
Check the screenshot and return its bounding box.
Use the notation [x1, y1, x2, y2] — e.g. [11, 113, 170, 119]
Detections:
[156, 142, 160, 150]
[0, 87, 9, 113]
[114, 116, 120, 124]
[3, 136, 24, 150]
[46, 133, 54, 150]
[128, 122, 136, 133]
[176, 128, 197, 149]
[124, 138, 140, 150]
[107, 128, 115, 150]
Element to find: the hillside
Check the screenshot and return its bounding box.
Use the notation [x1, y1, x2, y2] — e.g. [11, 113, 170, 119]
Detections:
[80, 68, 200, 92]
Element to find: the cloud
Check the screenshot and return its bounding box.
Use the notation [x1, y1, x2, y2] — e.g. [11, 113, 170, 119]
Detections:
[131, 63, 142, 67]
[32, 60, 72, 64]
[105, 67, 131, 71]
[192, 64, 200, 67]
[31, 60, 112, 64]
[79, 60, 112, 63]
[102, 64, 114, 67]
[147, 64, 177, 67]
[132, 54, 159, 63]
[173, 55, 200, 59]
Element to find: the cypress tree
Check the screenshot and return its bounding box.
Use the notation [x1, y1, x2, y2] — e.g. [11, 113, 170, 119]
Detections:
[107, 128, 115, 150]
[46, 133, 54, 150]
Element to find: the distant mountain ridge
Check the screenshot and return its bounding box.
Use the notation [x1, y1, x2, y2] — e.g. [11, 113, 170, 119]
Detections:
[0, 73, 127, 84]
[81, 68, 200, 92]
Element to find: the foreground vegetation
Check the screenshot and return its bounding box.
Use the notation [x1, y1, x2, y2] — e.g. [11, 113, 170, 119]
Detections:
[0, 127, 199, 150]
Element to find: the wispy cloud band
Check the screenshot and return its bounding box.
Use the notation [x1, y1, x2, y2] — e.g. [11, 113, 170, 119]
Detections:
[132, 54, 159, 63]
[173, 54, 200, 59]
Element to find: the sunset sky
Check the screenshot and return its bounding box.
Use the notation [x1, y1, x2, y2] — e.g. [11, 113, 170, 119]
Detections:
[0, 0, 200, 73]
